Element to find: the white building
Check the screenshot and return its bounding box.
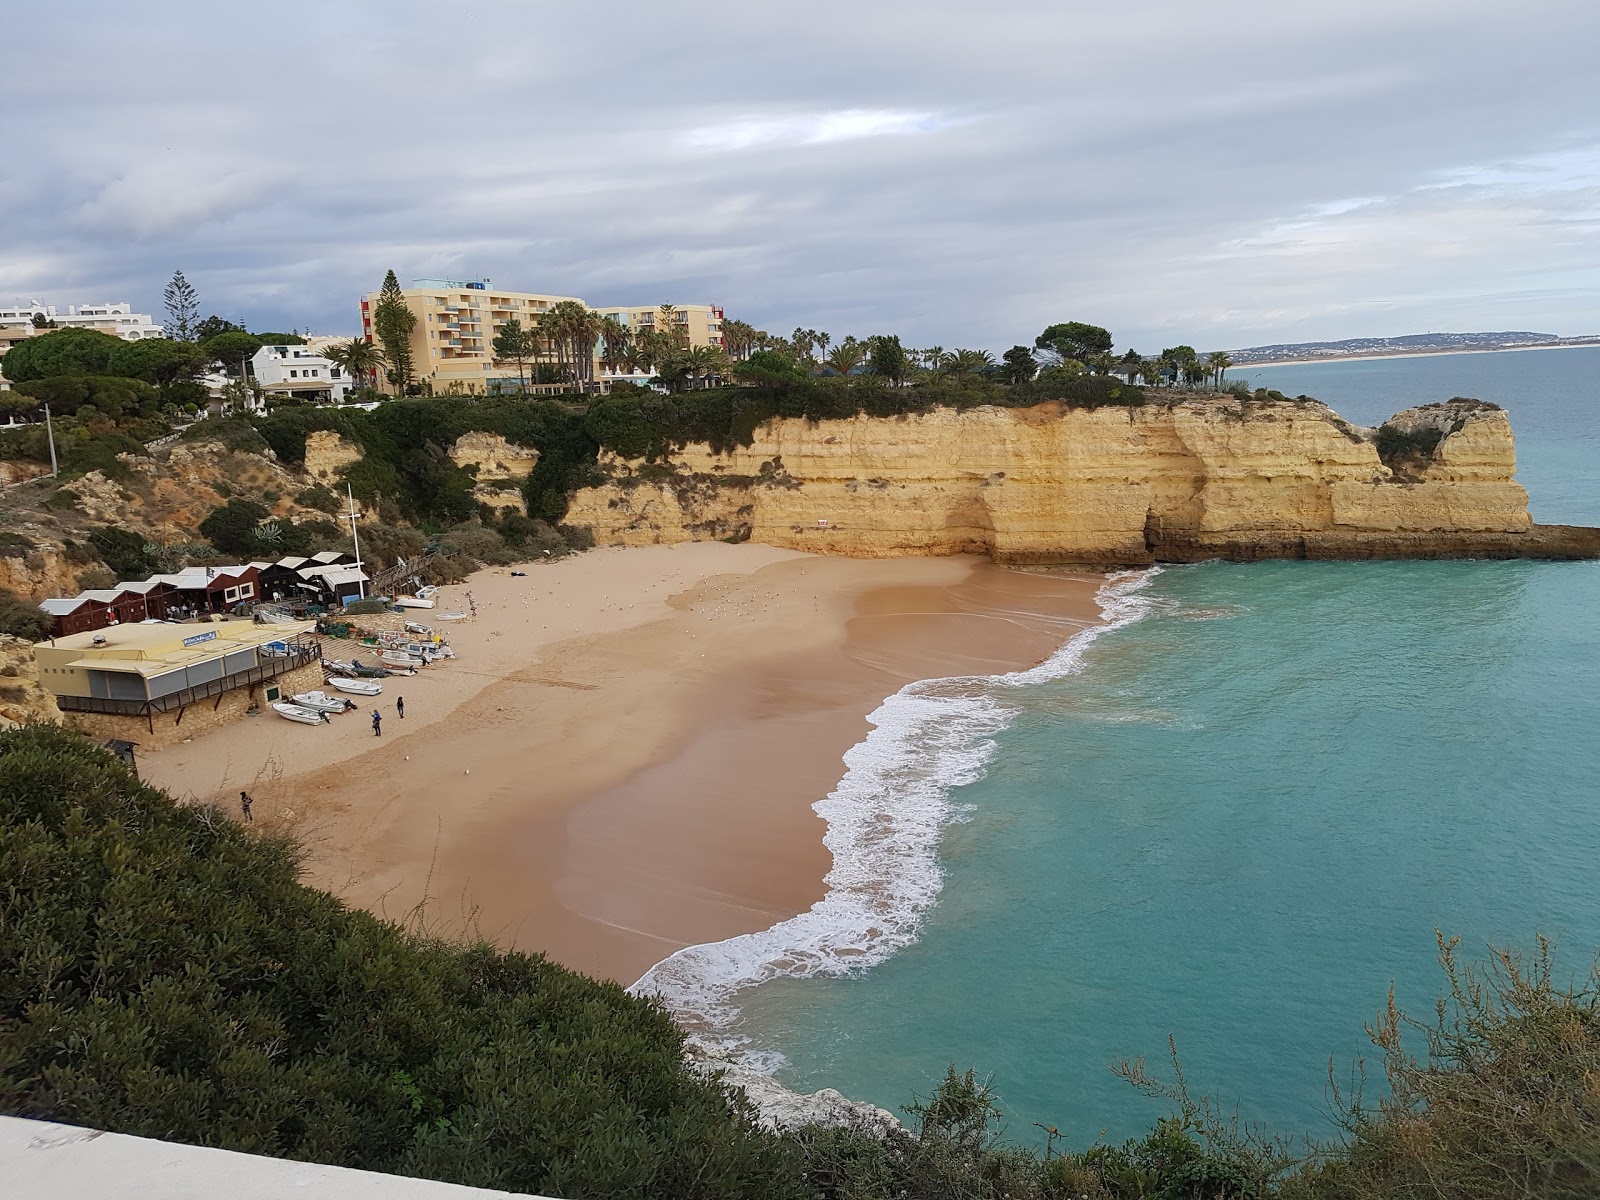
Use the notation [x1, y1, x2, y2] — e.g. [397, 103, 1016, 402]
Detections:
[250, 343, 351, 403]
[0, 301, 163, 341]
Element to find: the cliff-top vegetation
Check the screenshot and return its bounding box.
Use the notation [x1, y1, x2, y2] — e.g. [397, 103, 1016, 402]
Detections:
[2, 724, 1595, 1200]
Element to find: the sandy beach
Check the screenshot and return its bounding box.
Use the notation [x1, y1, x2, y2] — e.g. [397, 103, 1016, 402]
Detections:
[140, 544, 1105, 985]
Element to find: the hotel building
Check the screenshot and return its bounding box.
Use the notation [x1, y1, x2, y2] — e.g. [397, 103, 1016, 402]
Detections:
[358, 278, 724, 395]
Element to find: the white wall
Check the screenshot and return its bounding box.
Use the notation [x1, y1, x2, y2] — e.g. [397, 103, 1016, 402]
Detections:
[1, 1118, 549, 1200]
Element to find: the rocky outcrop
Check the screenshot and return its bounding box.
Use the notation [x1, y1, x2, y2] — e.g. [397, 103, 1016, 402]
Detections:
[0, 545, 84, 603]
[303, 430, 364, 483]
[450, 431, 538, 515]
[0, 635, 62, 730]
[566, 397, 1597, 564]
[0, 461, 48, 488]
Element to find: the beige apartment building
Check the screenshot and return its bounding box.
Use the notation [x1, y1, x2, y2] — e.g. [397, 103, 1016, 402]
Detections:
[359, 278, 724, 395]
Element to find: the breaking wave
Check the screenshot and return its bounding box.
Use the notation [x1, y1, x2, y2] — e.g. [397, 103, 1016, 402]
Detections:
[629, 569, 1160, 1065]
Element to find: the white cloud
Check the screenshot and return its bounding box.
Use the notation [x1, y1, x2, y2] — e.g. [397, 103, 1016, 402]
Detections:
[683, 110, 950, 152]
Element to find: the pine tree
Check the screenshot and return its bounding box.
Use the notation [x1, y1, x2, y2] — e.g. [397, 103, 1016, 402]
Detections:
[372, 269, 417, 394]
[163, 269, 199, 341]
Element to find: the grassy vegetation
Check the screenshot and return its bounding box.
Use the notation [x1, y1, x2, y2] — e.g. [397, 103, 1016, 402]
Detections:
[1375, 425, 1446, 470]
[2, 726, 1594, 1199]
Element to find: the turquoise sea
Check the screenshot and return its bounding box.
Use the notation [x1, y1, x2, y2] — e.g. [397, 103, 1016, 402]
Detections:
[637, 347, 1600, 1145]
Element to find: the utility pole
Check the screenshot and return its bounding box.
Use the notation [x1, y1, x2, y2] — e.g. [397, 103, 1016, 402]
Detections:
[44, 402, 58, 477]
[343, 483, 365, 599]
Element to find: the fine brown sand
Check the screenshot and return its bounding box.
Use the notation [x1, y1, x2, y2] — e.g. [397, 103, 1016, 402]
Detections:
[140, 544, 1105, 985]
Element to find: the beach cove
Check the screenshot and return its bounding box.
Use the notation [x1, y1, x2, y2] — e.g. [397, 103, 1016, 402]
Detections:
[139, 544, 1105, 986]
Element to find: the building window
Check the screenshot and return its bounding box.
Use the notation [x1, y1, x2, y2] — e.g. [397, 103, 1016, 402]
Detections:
[289, 369, 298, 378]
[240, 582, 255, 598]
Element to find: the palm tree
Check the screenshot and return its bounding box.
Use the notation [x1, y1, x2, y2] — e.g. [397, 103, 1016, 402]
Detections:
[822, 337, 865, 378]
[945, 348, 994, 377]
[920, 346, 945, 376]
[538, 301, 606, 391]
[1207, 351, 1233, 390]
[598, 316, 632, 378]
[1138, 357, 1165, 387]
[324, 337, 386, 395]
[721, 318, 758, 360]
[683, 345, 731, 390]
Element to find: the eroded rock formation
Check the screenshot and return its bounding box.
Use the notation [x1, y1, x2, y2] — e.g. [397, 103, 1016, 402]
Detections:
[448, 431, 538, 514]
[566, 397, 1597, 564]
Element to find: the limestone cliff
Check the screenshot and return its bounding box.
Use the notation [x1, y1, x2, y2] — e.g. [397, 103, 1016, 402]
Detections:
[303, 430, 364, 483]
[0, 635, 62, 729]
[449, 432, 537, 515]
[565, 397, 1597, 564]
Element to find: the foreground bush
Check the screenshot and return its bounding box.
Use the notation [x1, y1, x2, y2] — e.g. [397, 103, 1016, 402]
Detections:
[0, 725, 803, 1199]
[1, 725, 1594, 1198]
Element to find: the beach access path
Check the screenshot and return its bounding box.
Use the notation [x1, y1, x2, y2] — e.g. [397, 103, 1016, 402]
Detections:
[139, 544, 1105, 985]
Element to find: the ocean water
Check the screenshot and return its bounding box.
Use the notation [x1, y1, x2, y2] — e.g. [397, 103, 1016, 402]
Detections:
[635, 347, 1600, 1144]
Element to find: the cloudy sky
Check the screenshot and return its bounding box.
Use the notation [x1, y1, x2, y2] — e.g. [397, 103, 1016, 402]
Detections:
[6, 0, 1598, 352]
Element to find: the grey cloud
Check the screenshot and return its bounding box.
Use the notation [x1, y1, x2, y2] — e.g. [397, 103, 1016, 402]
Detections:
[3, 0, 1598, 352]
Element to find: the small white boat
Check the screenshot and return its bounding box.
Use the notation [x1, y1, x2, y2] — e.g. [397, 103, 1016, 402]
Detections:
[292, 690, 356, 714]
[328, 676, 383, 696]
[379, 648, 425, 668]
[403, 621, 433, 636]
[272, 701, 328, 726]
[394, 595, 435, 609]
[437, 611, 469, 621]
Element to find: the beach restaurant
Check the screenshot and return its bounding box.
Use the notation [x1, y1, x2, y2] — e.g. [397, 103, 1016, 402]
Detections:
[34, 619, 323, 741]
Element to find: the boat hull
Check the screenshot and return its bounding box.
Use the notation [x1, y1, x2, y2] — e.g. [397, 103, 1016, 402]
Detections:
[328, 677, 383, 696]
[272, 702, 326, 726]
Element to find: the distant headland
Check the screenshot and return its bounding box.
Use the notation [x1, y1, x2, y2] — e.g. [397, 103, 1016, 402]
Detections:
[1231, 330, 1600, 367]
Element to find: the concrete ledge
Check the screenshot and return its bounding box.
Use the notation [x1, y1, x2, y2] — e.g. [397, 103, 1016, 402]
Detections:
[0, 1117, 548, 1199]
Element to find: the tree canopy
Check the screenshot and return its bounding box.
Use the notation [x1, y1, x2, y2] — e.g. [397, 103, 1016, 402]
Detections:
[105, 338, 209, 387]
[163, 269, 200, 341]
[0, 327, 124, 382]
[1036, 321, 1114, 362]
[13, 375, 161, 422]
[199, 331, 264, 372]
[372, 271, 417, 393]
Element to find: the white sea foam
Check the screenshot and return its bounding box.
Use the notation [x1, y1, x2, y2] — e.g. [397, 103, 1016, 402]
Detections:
[628, 568, 1161, 1064]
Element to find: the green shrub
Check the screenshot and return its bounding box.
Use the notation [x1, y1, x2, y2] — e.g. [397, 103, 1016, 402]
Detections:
[179, 414, 269, 455]
[0, 587, 51, 640]
[88, 526, 161, 581]
[296, 485, 341, 514]
[198, 498, 272, 556]
[1375, 424, 1444, 468]
[0, 725, 804, 1199]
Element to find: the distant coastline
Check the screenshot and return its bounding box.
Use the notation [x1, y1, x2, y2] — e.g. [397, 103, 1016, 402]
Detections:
[1239, 340, 1600, 371]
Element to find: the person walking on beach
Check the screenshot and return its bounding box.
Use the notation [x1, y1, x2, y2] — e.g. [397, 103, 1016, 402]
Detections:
[239, 791, 253, 823]
[371, 709, 382, 737]
[396, 695, 405, 719]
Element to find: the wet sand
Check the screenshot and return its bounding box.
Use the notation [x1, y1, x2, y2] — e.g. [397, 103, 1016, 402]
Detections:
[140, 544, 1104, 984]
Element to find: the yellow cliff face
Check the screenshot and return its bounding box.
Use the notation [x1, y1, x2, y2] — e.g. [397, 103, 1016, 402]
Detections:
[564, 397, 1576, 565]
[449, 432, 538, 515]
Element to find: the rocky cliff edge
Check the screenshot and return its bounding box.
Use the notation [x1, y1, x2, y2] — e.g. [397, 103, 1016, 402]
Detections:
[564, 396, 1598, 565]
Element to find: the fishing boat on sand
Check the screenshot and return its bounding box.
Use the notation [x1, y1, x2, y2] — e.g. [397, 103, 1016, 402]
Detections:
[395, 585, 441, 610]
[272, 701, 328, 726]
[379, 648, 426, 669]
[292, 690, 357, 713]
[328, 676, 383, 696]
